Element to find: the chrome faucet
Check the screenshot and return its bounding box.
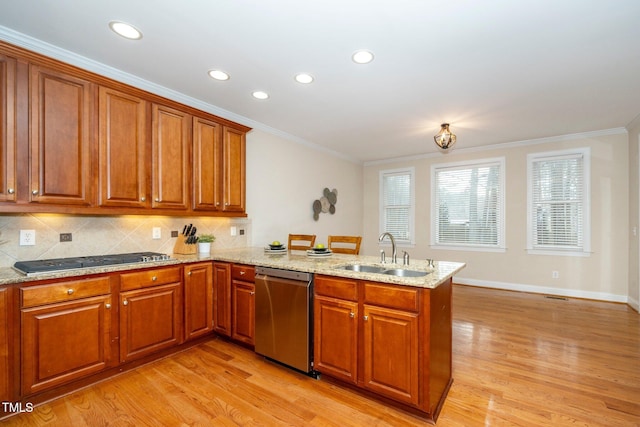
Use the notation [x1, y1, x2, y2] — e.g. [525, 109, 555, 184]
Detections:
[378, 232, 397, 264]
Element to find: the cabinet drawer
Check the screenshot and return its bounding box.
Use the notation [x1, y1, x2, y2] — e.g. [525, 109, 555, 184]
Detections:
[363, 282, 419, 312]
[120, 266, 182, 291]
[232, 264, 255, 281]
[315, 275, 358, 301]
[21, 276, 111, 308]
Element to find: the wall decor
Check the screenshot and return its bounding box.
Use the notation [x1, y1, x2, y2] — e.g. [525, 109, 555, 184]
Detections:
[313, 188, 338, 221]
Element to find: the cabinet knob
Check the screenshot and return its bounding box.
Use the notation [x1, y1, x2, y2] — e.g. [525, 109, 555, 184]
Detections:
[187, 271, 192, 276]
[363, 315, 369, 321]
[67, 289, 74, 295]
[216, 202, 220, 206]
[155, 198, 160, 202]
[32, 189, 39, 196]
[140, 196, 146, 202]
[123, 299, 128, 306]
[225, 202, 229, 206]
[250, 291, 255, 296]
[152, 276, 157, 281]
[240, 270, 245, 275]
[7, 188, 14, 194]
[105, 303, 111, 309]
[349, 312, 355, 318]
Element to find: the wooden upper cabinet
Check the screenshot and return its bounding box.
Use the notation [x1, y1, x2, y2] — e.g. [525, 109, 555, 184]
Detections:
[98, 87, 148, 208]
[192, 116, 222, 211]
[29, 64, 93, 206]
[151, 104, 190, 210]
[222, 126, 245, 212]
[0, 54, 16, 202]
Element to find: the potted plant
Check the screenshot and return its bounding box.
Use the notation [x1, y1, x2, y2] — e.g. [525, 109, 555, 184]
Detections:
[197, 234, 215, 254]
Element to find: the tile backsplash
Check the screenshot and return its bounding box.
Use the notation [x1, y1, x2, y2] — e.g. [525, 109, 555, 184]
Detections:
[0, 214, 250, 268]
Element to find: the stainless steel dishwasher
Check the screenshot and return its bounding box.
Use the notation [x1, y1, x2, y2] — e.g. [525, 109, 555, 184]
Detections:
[254, 266, 314, 375]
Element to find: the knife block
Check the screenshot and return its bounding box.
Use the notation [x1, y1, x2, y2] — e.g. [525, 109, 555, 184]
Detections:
[173, 234, 198, 255]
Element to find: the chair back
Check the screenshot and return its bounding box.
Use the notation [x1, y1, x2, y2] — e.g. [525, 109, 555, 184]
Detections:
[328, 235, 362, 255]
[288, 234, 316, 251]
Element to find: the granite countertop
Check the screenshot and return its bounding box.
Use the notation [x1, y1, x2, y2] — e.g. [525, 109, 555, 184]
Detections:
[0, 247, 465, 289]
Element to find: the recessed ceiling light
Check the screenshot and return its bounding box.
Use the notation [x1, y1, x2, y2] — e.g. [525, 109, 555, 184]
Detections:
[208, 69, 230, 81]
[352, 50, 374, 64]
[295, 73, 314, 84]
[252, 91, 269, 100]
[108, 21, 143, 40]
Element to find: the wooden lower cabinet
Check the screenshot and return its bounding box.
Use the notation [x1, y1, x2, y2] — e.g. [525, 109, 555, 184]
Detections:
[184, 262, 213, 341]
[119, 281, 182, 363]
[213, 262, 232, 337]
[0, 287, 10, 403]
[314, 275, 452, 422]
[20, 277, 113, 395]
[231, 264, 255, 346]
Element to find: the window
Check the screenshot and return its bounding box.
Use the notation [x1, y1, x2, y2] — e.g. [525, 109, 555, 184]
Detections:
[527, 148, 590, 256]
[432, 158, 505, 250]
[379, 168, 414, 244]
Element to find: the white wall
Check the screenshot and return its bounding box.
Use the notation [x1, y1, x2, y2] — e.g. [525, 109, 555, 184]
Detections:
[245, 130, 364, 248]
[362, 130, 630, 302]
[627, 117, 640, 311]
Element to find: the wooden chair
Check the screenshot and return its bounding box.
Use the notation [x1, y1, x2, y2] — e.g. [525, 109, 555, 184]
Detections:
[288, 234, 316, 251]
[328, 235, 362, 255]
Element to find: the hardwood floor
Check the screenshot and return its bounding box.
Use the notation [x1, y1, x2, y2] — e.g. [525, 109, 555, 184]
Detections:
[3, 285, 639, 426]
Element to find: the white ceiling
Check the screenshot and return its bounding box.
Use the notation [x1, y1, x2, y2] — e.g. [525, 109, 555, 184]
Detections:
[1, 0, 639, 162]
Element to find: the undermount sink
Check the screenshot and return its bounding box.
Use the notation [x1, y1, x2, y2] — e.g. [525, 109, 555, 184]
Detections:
[339, 264, 387, 273]
[336, 264, 429, 278]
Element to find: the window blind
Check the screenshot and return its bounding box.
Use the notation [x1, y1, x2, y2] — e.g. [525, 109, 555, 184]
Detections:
[381, 170, 413, 242]
[434, 160, 503, 248]
[530, 153, 584, 250]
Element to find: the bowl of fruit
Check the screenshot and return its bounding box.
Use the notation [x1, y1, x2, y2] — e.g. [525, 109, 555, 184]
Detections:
[269, 240, 284, 250]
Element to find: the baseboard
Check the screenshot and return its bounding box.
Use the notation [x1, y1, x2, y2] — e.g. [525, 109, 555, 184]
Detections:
[627, 295, 639, 312]
[454, 277, 629, 304]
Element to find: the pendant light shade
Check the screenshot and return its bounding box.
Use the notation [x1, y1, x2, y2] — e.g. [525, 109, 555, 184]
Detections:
[433, 123, 456, 150]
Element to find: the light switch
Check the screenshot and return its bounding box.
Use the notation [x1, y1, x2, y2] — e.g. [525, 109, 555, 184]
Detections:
[152, 227, 161, 239]
[230, 226, 237, 236]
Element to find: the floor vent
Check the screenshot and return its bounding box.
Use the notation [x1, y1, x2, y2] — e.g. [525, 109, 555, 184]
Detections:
[544, 295, 568, 301]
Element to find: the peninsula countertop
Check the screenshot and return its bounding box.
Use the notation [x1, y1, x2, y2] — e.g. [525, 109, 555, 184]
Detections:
[0, 247, 465, 289]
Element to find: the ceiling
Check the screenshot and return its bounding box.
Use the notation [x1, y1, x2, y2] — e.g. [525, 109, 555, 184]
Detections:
[1, 0, 639, 163]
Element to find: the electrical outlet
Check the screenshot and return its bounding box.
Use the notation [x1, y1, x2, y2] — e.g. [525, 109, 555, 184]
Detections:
[60, 233, 72, 242]
[20, 229, 36, 246]
[239, 229, 245, 235]
[171, 230, 178, 238]
[152, 227, 161, 239]
[552, 271, 559, 279]
[230, 226, 237, 236]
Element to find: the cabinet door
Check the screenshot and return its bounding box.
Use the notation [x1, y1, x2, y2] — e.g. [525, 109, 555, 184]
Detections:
[21, 295, 112, 395]
[184, 262, 213, 341]
[120, 282, 182, 363]
[231, 280, 255, 345]
[151, 103, 190, 210]
[313, 295, 358, 384]
[192, 116, 222, 211]
[0, 54, 16, 202]
[222, 126, 245, 212]
[362, 304, 419, 406]
[29, 64, 93, 205]
[0, 287, 9, 403]
[212, 262, 231, 337]
[98, 86, 148, 208]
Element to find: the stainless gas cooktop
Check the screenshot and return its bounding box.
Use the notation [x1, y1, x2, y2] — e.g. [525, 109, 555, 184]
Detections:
[13, 252, 171, 276]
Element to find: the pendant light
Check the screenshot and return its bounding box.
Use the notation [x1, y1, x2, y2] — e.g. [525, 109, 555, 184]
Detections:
[433, 123, 457, 150]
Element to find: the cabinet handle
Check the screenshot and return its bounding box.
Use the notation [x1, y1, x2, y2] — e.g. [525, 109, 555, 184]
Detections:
[216, 202, 220, 206]
[7, 188, 14, 194]
[349, 312, 355, 318]
[140, 196, 146, 202]
[225, 202, 229, 206]
[32, 189, 38, 196]
[187, 271, 192, 276]
[152, 276, 157, 281]
[123, 299, 128, 306]
[240, 270, 245, 275]
[105, 303, 111, 309]
[67, 289, 74, 295]
[363, 315, 369, 321]
[250, 291, 255, 296]
[155, 198, 160, 202]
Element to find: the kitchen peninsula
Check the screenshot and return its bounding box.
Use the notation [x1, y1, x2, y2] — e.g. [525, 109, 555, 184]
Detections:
[0, 248, 464, 423]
